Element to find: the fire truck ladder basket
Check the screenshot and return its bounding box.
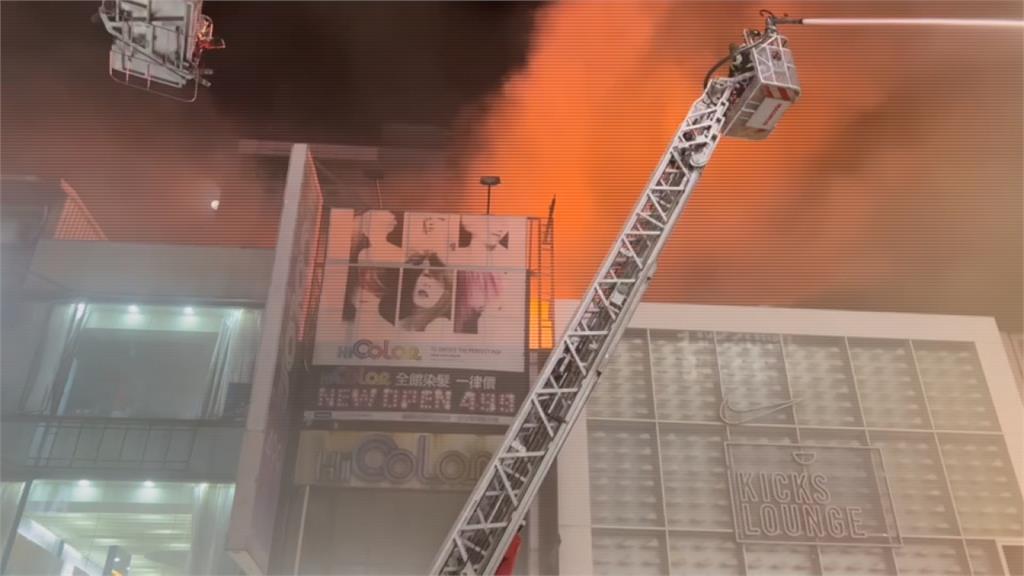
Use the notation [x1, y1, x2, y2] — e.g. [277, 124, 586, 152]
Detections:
[98, 0, 222, 102]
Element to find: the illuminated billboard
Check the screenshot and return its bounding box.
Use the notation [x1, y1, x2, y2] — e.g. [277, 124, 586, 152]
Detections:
[309, 209, 531, 424]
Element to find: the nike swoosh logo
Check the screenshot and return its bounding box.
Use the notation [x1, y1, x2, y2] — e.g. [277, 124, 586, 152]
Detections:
[719, 396, 803, 425]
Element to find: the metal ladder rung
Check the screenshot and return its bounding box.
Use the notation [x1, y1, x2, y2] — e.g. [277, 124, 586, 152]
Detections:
[683, 119, 716, 131]
[637, 211, 667, 229]
[463, 521, 510, 532]
[568, 330, 610, 337]
[534, 387, 579, 396]
[501, 450, 547, 459]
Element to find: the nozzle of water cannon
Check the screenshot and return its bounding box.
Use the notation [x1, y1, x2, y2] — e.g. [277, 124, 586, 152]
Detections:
[773, 16, 805, 26]
[760, 10, 804, 31]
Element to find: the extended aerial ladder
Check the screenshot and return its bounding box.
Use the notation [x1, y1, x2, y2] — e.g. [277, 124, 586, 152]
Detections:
[431, 12, 802, 575]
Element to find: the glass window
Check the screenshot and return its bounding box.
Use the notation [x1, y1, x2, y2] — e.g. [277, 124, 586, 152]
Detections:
[6, 480, 237, 576]
[21, 303, 261, 420]
[1, 482, 25, 555]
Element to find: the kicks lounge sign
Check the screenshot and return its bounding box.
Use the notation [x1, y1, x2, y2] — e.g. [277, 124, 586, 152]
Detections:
[726, 443, 901, 546]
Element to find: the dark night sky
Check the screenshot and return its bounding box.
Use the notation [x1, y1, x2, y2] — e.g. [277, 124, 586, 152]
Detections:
[2, 2, 538, 140]
[2, 2, 1022, 331]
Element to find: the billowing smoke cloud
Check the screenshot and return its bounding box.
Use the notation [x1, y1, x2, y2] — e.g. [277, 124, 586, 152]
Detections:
[452, 1, 1022, 328]
[2, 77, 281, 248]
[3, 2, 1019, 328]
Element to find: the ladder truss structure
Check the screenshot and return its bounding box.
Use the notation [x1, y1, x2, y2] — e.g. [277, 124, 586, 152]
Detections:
[431, 78, 741, 575]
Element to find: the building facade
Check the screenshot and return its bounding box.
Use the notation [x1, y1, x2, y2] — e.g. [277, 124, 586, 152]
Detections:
[1, 140, 556, 576]
[270, 203, 557, 575]
[555, 301, 1024, 576]
[0, 177, 275, 575]
[6, 167, 1020, 576]
[0, 247, 272, 575]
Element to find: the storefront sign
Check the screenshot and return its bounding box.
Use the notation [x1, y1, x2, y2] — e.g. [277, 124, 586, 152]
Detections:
[294, 431, 502, 490]
[311, 210, 530, 374]
[303, 366, 529, 425]
[725, 443, 901, 546]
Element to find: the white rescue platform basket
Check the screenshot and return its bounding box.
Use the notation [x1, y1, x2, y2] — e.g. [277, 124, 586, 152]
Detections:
[98, 0, 222, 102]
[723, 33, 801, 140]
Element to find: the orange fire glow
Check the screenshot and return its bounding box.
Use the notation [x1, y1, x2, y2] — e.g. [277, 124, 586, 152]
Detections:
[453, 1, 1022, 318]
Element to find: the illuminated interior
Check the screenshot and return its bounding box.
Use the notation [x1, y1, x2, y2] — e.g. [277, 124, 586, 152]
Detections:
[6, 480, 236, 576]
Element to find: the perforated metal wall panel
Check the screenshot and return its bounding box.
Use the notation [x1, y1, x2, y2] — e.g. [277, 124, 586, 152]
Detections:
[558, 303, 1024, 576]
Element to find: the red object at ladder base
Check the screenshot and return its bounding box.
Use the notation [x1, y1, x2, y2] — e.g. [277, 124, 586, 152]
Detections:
[495, 533, 523, 575]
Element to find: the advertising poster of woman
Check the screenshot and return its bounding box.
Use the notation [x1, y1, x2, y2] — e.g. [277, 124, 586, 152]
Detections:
[313, 209, 529, 374]
[341, 266, 400, 328]
[398, 252, 454, 333]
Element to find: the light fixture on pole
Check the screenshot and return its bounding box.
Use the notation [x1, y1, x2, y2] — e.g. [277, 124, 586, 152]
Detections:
[479, 176, 501, 215]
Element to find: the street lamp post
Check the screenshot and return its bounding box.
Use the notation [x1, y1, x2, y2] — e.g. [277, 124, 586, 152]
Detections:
[480, 176, 501, 215]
